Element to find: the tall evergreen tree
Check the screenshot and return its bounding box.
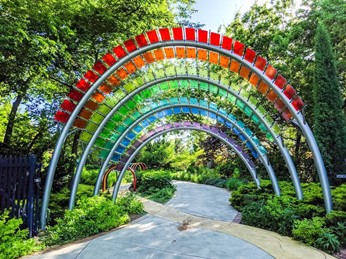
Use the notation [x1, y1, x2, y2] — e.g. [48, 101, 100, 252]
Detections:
[313, 23, 346, 182]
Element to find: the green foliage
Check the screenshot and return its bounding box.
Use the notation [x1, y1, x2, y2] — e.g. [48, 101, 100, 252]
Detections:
[315, 231, 341, 254]
[293, 217, 343, 253]
[232, 181, 346, 253]
[326, 210, 346, 226]
[145, 187, 176, 204]
[80, 168, 99, 186]
[42, 194, 143, 246]
[48, 184, 94, 224]
[204, 178, 226, 188]
[331, 183, 346, 211]
[136, 170, 176, 204]
[313, 22, 346, 181]
[242, 196, 297, 236]
[331, 222, 346, 246]
[137, 139, 175, 168]
[116, 193, 144, 215]
[292, 217, 326, 245]
[171, 167, 222, 185]
[225, 177, 246, 191]
[229, 180, 273, 211]
[136, 170, 173, 193]
[0, 211, 43, 259]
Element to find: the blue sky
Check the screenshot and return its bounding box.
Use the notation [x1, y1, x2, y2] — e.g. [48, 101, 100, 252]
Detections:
[190, 0, 265, 32]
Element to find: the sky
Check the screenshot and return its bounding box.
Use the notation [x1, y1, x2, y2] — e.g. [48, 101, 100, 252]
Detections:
[190, 0, 266, 32]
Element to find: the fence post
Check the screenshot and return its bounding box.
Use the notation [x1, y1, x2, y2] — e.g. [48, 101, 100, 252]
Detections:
[27, 155, 36, 237]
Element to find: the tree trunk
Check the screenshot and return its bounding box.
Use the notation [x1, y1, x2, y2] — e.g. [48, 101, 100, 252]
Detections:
[3, 94, 24, 147]
[27, 129, 43, 151]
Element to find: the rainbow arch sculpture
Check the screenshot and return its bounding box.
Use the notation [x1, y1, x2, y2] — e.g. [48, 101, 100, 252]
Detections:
[41, 27, 332, 229]
[111, 121, 260, 201]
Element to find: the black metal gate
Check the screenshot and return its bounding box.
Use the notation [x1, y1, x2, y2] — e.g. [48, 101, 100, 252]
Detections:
[0, 154, 41, 237]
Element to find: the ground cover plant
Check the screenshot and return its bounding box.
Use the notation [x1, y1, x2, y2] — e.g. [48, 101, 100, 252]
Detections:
[135, 169, 176, 203]
[0, 211, 43, 259]
[230, 180, 346, 255]
[40, 193, 144, 246]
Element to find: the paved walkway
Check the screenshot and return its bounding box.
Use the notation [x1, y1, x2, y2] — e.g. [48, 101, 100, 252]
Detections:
[28, 181, 335, 259]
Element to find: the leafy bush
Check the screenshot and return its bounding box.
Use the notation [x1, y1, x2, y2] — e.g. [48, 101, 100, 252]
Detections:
[292, 217, 326, 245]
[146, 186, 176, 203]
[331, 222, 346, 246]
[331, 183, 346, 211]
[229, 180, 273, 211]
[0, 211, 43, 258]
[47, 184, 94, 224]
[242, 196, 297, 236]
[116, 193, 144, 215]
[204, 178, 226, 188]
[325, 210, 346, 226]
[225, 177, 245, 190]
[315, 231, 341, 254]
[136, 170, 176, 203]
[171, 167, 221, 184]
[232, 180, 346, 254]
[42, 194, 143, 246]
[136, 170, 173, 194]
[80, 168, 99, 185]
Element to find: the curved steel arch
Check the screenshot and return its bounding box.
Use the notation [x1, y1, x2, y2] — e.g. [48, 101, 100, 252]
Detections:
[70, 76, 302, 209]
[110, 122, 258, 202]
[101, 165, 137, 192]
[89, 102, 279, 205]
[102, 162, 147, 192]
[109, 122, 259, 195]
[41, 28, 332, 229]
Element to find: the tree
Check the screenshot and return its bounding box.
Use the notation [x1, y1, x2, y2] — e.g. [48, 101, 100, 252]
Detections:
[223, 0, 346, 180]
[313, 23, 346, 181]
[0, 0, 196, 155]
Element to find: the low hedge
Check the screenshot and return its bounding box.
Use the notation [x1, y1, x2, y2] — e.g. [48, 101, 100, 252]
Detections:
[230, 181, 346, 254]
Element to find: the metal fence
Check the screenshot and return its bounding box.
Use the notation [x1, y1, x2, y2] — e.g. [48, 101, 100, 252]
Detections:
[0, 154, 41, 237]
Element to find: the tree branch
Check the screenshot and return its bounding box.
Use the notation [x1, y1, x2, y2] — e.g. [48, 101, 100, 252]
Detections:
[49, 76, 74, 90]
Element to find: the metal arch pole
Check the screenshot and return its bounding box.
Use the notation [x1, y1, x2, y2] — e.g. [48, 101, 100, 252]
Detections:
[93, 103, 280, 198]
[235, 60, 332, 212]
[69, 75, 274, 209]
[92, 103, 263, 195]
[68, 77, 173, 210]
[112, 125, 258, 202]
[44, 38, 328, 228]
[69, 75, 300, 210]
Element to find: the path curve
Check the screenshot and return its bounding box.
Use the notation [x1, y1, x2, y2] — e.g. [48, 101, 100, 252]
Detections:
[28, 181, 335, 259]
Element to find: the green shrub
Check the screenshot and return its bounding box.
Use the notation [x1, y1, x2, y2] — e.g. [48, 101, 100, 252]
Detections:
[136, 170, 176, 203]
[146, 186, 176, 203]
[241, 196, 297, 236]
[229, 181, 272, 211]
[0, 211, 43, 259]
[42, 195, 143, 246]
[325, 210, 346, 226]
[225, 177, 245, 190]
[332, 184, 346, 211]
[80, 168, 99, 185]
[47, 184, 94, 225]
[331, 222, 346, 246]
[315, 230, 341, 254]
[116, 193, 144, 215]
[136, 170, 173, 194]
[294, 203, 326, 219]
[292, 217, 326, 246]
[204, 178, 226, 188]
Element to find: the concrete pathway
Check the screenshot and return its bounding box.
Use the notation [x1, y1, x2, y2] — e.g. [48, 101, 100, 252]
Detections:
[28, 181, 335, 259]
[166, 181, 238, 222]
